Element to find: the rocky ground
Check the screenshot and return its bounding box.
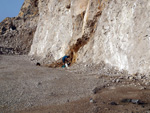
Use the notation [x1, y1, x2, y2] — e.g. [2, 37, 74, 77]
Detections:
[0, 55, 150, 113]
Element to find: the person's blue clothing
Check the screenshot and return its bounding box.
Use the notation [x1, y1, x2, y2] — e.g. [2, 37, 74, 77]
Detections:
[62, 55, 69, 63]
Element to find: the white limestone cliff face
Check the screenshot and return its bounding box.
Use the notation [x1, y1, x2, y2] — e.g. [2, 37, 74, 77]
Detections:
[29, 0, 150, 75]
[30, 0, 73, 61]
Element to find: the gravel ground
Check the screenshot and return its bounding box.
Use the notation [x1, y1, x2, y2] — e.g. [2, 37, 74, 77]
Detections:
[0, 55, 150, 113]
[0, 55, 108, 113]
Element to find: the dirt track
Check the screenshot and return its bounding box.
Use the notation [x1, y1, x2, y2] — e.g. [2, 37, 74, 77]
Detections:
[0, 55, 150, 113]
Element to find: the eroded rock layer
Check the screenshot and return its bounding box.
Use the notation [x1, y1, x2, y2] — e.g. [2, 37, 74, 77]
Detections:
[0, 0, 39, 54]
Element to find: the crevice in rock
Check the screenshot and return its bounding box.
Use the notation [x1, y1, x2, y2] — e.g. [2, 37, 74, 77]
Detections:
[45, 1, 105, 68]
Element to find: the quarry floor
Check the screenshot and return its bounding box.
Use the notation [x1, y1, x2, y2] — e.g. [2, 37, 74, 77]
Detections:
[0, 55, 150, 113]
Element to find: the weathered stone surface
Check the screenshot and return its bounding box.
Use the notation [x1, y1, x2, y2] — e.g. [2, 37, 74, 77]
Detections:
[18, 0, 39, 18]
[30, 0, 73, 61]
[79, 0, 150, 75]
[1, 0, 150, 75]
[29, 0, 150, 75]
[0, 0, 39, 54]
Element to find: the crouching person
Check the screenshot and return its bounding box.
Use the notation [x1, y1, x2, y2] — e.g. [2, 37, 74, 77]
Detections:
[62, 55, 70, 68]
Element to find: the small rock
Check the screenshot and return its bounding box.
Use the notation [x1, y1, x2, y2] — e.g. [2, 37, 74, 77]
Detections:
[112, 79, 116, 83]
[119, 77, 124, 79]
[137, 75, 142, 79]
[121, 99, 131, 103]
[132, 99, 146, 105]
[145, 111, 150, 113]
[121, 99, 146, 105]
[38, 82, 42, 85]
[104, 108, 110, 110]
[131, 99, 139, 104]
[66, 4, 71, 9]
[145, 82, 150, 85]
[90, 98, 95, 103]
[107, 84, 110, 87]
[142, 75, 146, 79]
[50, 92, 55, 96]
[30, 57, 35, 61]
[126, 76, 129, 79]
[129, 76, 135, 81]
[116, 79, 120, 83]
[142, 79, 146, 83]
[110, 102, 118, 105]
[92, 87, 100, 94]
[103, 25, 110, 30]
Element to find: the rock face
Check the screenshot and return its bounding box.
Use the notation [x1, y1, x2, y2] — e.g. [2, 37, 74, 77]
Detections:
[0, 0, 39, 54]
[1, 0, 150, 75]
[30, 0, 73, 61]
[29, 0, 150, 75]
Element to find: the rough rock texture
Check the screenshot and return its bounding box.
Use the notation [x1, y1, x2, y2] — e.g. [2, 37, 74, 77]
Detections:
[29, 0, 150, 75]
[79, 0, 150, 75]
[0, 0, 39, 55]
[30, 0, 72, 61]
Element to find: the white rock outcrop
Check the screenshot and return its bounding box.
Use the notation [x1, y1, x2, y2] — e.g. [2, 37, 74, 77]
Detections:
[29, 0, 150, 75]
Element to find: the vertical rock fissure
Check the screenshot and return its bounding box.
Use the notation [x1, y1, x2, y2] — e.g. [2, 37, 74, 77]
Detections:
[46, 0, 105, 68]
[68, 10, 103, 66]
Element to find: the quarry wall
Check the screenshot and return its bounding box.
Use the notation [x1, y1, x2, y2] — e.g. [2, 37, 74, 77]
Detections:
[29, 0, 150, 75]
